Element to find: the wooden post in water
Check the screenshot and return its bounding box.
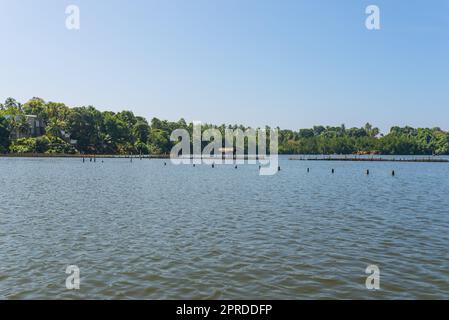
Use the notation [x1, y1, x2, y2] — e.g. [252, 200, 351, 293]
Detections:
[366, 169, 370, 175]
[307, 168, 310, 173]
[392, 170, 395, 176]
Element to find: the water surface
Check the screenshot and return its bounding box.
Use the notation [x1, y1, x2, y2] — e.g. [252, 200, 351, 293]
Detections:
[0, 156, 448, 299]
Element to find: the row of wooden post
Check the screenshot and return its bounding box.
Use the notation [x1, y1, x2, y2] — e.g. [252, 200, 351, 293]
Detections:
[81, 157, 396, 176]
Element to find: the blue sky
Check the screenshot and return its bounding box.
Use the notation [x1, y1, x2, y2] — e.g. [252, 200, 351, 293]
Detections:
[1, 0, 448, 132]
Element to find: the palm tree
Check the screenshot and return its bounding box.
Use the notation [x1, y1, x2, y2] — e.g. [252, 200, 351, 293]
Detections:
[18, 117, 30, 136]
[46, 118, 66, 138]
[11, 116, 31, 138]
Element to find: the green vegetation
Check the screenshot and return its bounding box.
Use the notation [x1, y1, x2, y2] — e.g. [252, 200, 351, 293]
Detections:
[0, 116, 10, 152]
[1, 97, 448, 155]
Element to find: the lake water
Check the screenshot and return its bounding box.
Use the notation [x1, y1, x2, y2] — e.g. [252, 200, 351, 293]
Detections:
[1, 156, 448, 299]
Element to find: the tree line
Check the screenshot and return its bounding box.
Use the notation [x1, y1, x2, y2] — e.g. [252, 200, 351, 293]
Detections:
[1, 97, 448, 155]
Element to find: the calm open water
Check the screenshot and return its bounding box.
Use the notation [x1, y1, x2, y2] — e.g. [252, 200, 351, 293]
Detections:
[1, 156, 448, 299]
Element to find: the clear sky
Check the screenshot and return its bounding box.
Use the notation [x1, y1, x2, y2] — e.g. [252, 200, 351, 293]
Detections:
[1, 0, 448, 132]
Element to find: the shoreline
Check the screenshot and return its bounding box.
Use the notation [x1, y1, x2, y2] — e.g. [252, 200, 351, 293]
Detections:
[289, 156, 449, 163]
[1, 153, 448, 162]
[0, 153, 176, 159]
[0, 153, 169, 159]
[0, 153, 266, 160]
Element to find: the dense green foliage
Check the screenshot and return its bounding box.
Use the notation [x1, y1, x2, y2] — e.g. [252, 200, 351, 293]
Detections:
[278, 124, 449, 155]
[0, 116, 10, 152]
[1, 97, 448, 155]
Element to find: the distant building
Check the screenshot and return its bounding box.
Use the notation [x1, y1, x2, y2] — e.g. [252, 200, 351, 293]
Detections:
[26, 115, 45, 137]
[218, 147, 235, 158]
[218, 146, 247, 159]
[218, 147, 236, 156]
[9, 115, 45, 139]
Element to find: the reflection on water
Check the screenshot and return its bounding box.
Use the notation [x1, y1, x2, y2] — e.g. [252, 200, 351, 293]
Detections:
[0, 156, 448, 299]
